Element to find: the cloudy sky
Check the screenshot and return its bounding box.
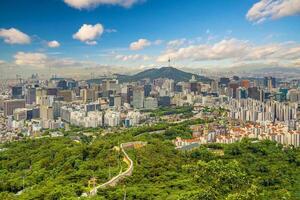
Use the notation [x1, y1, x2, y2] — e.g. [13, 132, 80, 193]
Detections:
[0, 0, 300, 75]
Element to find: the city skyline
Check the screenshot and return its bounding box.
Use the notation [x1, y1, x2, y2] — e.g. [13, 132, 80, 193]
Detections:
[0, 0, 300, 77]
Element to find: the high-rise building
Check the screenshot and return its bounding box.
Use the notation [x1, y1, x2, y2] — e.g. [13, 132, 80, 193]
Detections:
[288, 89, 300, 102]
[248, 87, 260, 100]
[81, 88, 96, 103]
[40, 106, 54, 120]
[11, 86, 23, 99]
[26, 107, 40, 120]
[144, 84, 152, 97]
[219, 77, 230, 87]
[190, 75, 198, 93]
[264, 77, 276, 90]
[58, 90, 73, 102]
[158, 96, 171, 107]
[47, 88, 58, 96]
[210, 80, 218, 93]
[241, 80, 250, 89]
[228, 82, 239, 98]
[3, 99, 26, 117]
[25, 86, 36, 104]
[237, 87, 248, 99]
[114, 95, 122, 109]
[102, 79, 119, 92]
[132, 87, 144, 109]
[126, 85, 134, 104]
[144, 97, 158, 110]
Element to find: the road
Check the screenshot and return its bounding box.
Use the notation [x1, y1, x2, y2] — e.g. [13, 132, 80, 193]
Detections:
[86, 141, 147, 197]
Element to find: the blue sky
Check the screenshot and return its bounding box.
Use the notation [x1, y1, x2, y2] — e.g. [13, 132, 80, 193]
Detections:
[0, 0, 300, 72]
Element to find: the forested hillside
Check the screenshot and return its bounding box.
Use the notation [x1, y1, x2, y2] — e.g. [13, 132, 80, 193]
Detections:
[0, 127, 299, 200]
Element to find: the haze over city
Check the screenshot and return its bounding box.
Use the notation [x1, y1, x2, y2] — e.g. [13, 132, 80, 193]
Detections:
[1, 1, 300, 200]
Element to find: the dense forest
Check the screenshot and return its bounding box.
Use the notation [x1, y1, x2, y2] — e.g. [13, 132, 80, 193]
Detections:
[0, 124, 299, 199]
[98, 138, 300, 200]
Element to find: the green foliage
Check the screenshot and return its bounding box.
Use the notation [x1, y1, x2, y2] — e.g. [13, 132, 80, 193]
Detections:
[150, 106, 193, 117]
[1, 125, 299, 200]
[99, 139, 300, 200]
[0, 137, 122, 199]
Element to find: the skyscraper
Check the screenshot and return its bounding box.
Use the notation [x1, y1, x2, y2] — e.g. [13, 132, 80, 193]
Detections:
[3, 99, 26, 117]
[132, 87, 144, 109]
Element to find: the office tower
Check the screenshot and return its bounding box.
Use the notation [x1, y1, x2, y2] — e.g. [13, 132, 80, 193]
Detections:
[153, 78, 165, 87]
[144, 97, 158, 110]
[126, 85, 134, 104]
[228, 82, 239, 98]
[279, 88, 288, 101]
[288, 89, 300, 102]
[25, 86, 36, 104]
[47, 88, 58, 96]
[264, 77, 276, 90]
[102, 79, 119, 92]
[144, 84, 152, 97]
[36, 95, 53, 106]
[132, 87, 144, 109]
[58, 90, 73, 102]
[241, 80, 250, 89]
[60, 107, 72, 123]
[36, 88, 47, 105]
[210, 80, 218, 93]
[248, 87, 260, 100]
[238, 87, 248, 99]
[26, 107, 40, 120]
[165, 79, 175, 93]
[114, 95, 122, 109]
[67, 80, 77, 89]
[175, 83, 183, 93]
[81, 88, 96, 103]
[11, 86, 23, 99]
[57, 80, 68, 90]
[219, 77, 230, 87]
[85, 103, 100, 112]
[190, 75, 198, 93]
[264, 92, 272, 101]
[3, 99, 26, 117]
[40, 105, 54, 120]
[158, 96, 171, 107]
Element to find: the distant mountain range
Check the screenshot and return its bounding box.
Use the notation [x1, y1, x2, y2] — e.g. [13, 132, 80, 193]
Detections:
[115, 67, 211, 83]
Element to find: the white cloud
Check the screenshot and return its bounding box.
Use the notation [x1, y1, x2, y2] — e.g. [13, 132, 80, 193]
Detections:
[64, 0, 143, 9]
[13, 51, 100, 68]
[247, 0, 300, 23]
[73, 23, 104, 45]
[129, 39, 151, 50]
[157, 38, 300, 68]
[47, 40, 61, 48]
[115, 54, 150, 61]
[167, 39, 187, 48]
[0, 28, 31, 44]
[14, 52, 48, 68]
[158, 39, 249, 62]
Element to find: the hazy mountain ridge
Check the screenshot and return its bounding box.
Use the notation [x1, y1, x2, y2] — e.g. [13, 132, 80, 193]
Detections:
[116, 67, 211, 83]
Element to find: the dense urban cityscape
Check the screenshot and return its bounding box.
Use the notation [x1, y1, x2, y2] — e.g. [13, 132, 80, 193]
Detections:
[1, 67, 300, 148]
[1, 0, 300, 199]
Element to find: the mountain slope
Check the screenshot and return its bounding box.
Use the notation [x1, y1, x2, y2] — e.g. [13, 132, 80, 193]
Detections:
[116, 67, 211, 83]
